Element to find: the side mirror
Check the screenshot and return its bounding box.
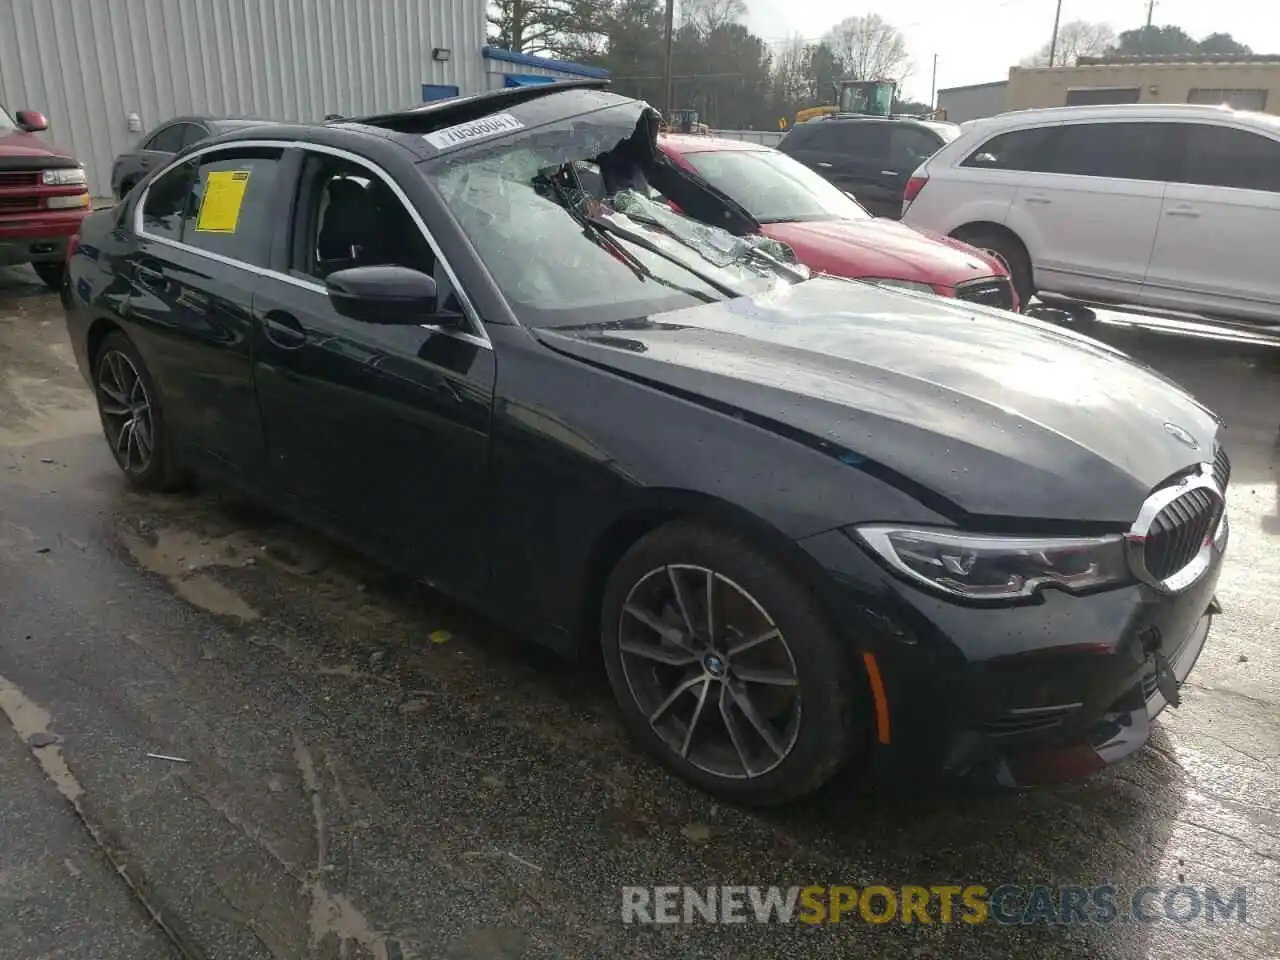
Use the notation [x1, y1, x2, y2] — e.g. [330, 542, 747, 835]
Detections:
[15, 109, 48, 132]
[325, 265, 454, 325]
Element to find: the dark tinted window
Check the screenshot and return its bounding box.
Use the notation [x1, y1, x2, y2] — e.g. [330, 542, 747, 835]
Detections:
[779, 124, 821, 152]
[1045, 122, 1168, 181]
[180, 123, 212, 149]
[827, 122, 889, 159]
[1063, 87, 1140, 106]
[144, 123, 186, 153]
[140, 160, 198, 240]
[963, 127, 1053, 170]
[889, 126, 943, 171]
[180, 148, 283, 265]
[292, 153, 468, 312]
[1180, 124, 1280, 192]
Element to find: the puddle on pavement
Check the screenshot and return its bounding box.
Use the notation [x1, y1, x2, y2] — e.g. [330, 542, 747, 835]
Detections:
[0, 675, 84, 802]
[120, 525, 261, 621]
[295, 734, 403, 960]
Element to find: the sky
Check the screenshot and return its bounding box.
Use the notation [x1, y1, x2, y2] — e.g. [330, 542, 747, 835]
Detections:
[742, 0, 1280, 103]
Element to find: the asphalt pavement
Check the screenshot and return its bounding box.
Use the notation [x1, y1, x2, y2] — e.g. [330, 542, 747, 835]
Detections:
[1, 264, 1277, 959]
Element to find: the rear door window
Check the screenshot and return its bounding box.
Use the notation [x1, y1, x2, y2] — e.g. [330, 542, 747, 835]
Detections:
[1178, 124, 1280, 192]
[180, 124, 213, 149]
[889, 126, 942, 171]
[180, 148, 284, 266]
[1044, 122, 1171, 181]
[144, 124, 186, 153]
[962, 127, 1054, 171]
[140, 160, 198, 241]
[827, 123, 889, 161]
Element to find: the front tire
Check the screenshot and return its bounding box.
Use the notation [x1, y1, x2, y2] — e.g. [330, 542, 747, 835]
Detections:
[94, 331, 182, 490]
[31, 261, 66, 290]
[600, 521, 864, 805]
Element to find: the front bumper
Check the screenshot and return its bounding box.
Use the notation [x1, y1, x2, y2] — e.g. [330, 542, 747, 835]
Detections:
[0, 210, 85, 265]
[800, 523, 1225, 787]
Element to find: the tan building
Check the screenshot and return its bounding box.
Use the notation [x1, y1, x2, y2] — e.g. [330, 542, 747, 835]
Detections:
[1007, 55, 1280, 114]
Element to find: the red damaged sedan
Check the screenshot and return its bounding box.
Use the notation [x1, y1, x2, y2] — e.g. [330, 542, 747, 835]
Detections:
[659, 135, 1019, 311]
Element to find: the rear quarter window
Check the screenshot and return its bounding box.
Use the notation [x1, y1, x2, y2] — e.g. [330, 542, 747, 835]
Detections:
[1178, 124, 1280, 192]
[779, 126, 816, 152]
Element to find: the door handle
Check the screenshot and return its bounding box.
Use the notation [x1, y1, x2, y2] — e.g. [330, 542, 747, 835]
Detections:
[135, 262, 164, 290]
[816, 161, 833, 169]
[1023, 194, 1052, 205]
[880, 170, 898, 177]
[1166, 206, 1200, 218]
[261, 310, 308, 350]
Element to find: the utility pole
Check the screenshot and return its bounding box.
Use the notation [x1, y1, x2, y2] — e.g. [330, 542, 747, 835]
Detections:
[663, 0, 676, 120]
[1047, 0, 1064, 67]
[930, 54, 938, 107]
[1145, 0, 1157, 26]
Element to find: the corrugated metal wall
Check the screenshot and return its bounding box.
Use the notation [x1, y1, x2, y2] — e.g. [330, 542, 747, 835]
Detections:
[0, 0, 486, 196]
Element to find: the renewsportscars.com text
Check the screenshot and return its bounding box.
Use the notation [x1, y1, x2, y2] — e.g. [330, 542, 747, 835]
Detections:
[620, 884, 1249, 925]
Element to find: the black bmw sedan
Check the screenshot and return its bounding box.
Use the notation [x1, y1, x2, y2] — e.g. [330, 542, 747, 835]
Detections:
[63, 81, 1229, 805]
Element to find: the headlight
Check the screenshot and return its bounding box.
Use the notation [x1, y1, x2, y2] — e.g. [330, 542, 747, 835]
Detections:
[856, 525, 1130, 600]
[860, 277, 936, 295]
[42, 167, 87, 186]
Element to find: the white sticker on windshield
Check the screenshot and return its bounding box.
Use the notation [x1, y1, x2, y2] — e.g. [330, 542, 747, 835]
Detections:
[423, 113, 525, 150]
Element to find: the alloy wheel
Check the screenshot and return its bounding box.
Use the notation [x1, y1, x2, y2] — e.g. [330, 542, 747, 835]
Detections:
[617, 564, 802, 779]
[97, 350, 154, 473]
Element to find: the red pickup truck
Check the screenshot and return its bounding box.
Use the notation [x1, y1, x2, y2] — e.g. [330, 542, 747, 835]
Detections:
[1, 102, 91, 289]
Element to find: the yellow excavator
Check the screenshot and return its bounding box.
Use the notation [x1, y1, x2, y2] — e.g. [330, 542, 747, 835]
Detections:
[793, 79, 945, 127]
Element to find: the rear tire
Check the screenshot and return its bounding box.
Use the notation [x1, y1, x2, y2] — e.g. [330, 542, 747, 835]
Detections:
[31, 261, 66, 290]
[600, 520, 865, 806]
[93, 331, 182, 491]
[954, 227, 1034, 309]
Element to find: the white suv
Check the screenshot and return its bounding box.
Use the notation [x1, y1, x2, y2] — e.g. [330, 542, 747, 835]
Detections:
[900, 103, 1280, 323]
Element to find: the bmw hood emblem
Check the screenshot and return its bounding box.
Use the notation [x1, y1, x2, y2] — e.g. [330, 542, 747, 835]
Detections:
[1163, 422, 1199, 450]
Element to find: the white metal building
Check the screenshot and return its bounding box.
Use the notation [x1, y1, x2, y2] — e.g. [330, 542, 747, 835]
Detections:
[0, 0, 608, 197]
[936, 80, 1009, 123]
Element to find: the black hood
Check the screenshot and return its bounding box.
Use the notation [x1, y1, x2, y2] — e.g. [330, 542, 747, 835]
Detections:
[534, 278, 1221, 526]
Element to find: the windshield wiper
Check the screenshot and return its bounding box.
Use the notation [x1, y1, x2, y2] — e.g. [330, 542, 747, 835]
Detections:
[619, 203, 808, 285]
[534, 170, 722, 304]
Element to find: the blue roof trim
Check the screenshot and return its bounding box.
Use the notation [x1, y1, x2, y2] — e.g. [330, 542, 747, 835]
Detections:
[481, 46, 610, 79]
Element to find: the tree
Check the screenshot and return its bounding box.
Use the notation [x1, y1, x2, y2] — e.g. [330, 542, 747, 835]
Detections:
[824, 14, 911, 83]
[1198, 32, 1252, 56]
[1112, 24, 1198, 57]
[679, 0, 747, 36]
[1023, 19, 1116, 67]
[805, 43, 845, 103]
[487, 0, 558, 54]
[487, 0, 603, 56]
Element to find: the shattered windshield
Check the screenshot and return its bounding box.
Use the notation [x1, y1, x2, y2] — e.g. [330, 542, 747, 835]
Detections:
[423, 103, 806, 329]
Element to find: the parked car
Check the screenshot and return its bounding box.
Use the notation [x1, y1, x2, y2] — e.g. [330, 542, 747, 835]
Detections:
[777, 115, 960, 218]
[110, 116, 269, 199]
[901, 103, 1280, 321]
[0, 102, 90, 289]
[65, 81, 1229, 805]
[659, 134, 1018, 310]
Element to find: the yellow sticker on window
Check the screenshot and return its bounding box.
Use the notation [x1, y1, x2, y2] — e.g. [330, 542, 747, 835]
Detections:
[195, 169, 251, 233]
